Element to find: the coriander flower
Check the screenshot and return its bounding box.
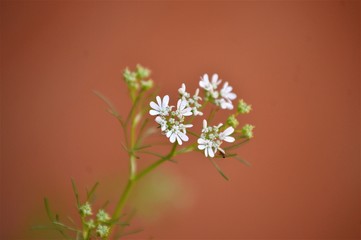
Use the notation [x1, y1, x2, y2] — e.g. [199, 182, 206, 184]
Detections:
[150, 97, 193, 145]
[178, 83, 203, 116]
[237, 99, 252, 114]
[149, 95, 171, 116]
[199, 74, 221, 92]
[197, 120, 235, 158]
[199, 74, 237, 110]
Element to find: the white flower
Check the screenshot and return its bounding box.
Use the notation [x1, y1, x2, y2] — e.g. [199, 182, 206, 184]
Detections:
[197, 138, 215, 157]
[149, 95, 171, 116]
[178, 83, 203, 116]
[199, 74, 221, 92]
[150, 95, 193, 145]
[166, 123, 193, 145]
[175, 99, 192, 118]
[220, 82, 236, 101]
[219, 127, 235, 142]
[197, 120, 235, 158]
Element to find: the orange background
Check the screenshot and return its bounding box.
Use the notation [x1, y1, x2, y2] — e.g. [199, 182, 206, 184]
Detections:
[1, 1, 360, 239]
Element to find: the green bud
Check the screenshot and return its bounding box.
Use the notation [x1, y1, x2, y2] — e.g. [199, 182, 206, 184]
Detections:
[140, 79, 154, 90]
[96, 224, 110, 238]
[227, 114, 239, 128]
[79, 202, 92, 217]
[85, 219, 96, 229]
[237, 99, 252, 114]
[123, 68, 137, 83]
[241, 124, 255, 139]
[96, 209, 110, 223]
[136, 64, 151, 79]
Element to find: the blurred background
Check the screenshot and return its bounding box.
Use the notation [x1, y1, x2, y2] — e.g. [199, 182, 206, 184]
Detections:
[1, 1, 360, 239]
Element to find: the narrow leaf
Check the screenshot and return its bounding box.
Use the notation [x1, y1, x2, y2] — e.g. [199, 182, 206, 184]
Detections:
[233, 156, 251, 167]
[44, 198, 53, 221]
[71, 178, 80, 207]
[86, 182, 99, 202]
[209, 159, 229, 181]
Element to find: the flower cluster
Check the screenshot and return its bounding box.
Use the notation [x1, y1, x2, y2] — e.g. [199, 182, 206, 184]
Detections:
[178, 83, 203, 116]
[78, 202, 111, 239]
[199, 74, 237, 110]
[149, 95, 193, 145]
[123, 64, 153, 91]
[197, 120, 235, 157]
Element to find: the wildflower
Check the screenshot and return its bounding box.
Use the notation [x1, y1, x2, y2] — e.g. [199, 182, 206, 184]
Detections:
[242, 124, 255, 139]
[150, 97, 193, 145]
[79, 202, 92, 217]
[96, 209, 110, 223]
[199, 74, 221, 92]
[237, 99, 252, 114]
[197, 120, 235, 158]
[96, 224, 110, 238]
[149, 95, 171, 116]
[178, 83, 203, 116]
[199, 73, 236, 110]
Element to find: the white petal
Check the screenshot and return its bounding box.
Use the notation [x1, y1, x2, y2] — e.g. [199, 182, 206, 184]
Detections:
[211, 74, 219, 84]
[176, 135, 182, 145]
[178, 132, 189, 142]
[203, 119, 207, 129]
[170, 133, 176, 143]
[149, 110, 160, 116]
[198, 138, 207, 144]
[222, 127, 234, 136]
[156, 96, 162, 107]
[204, 148, 208, 157]
[155, 116, 163, 124]
[198, 144, 206, 150]
[162, 95, 169, 108]
[224, 136, 235, 143]
[202, 74, 209, 83]
[208, 147, 214, 158]
[150, 101, 160, 110]
[183, 124, 193, 128]
[166, 131, 172, 138]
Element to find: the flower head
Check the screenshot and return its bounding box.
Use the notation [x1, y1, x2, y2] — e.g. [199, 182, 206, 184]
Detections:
[178, 83, 203, 116]
[149, 95, 171, 116]
[199, 73, 237, 110]
[150, 96, 193, 145]
[197, 120, 235, 158]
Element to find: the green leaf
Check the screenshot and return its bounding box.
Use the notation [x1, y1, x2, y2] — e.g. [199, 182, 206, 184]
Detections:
[71, 178, 80, 207]
[233, 156, 251, 167]
[86, 181, 99, 202]
[209, 159, 229, 181]
[224, 139, 249, 151]
[44, 198, 53, 221]
[93, 90, 124, 125]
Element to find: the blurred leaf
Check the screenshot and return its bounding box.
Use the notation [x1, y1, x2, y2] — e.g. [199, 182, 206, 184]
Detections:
[233, 156, 251, 167]
[44, 198, 53, 221]
[71, 179, 80, 207]
[86, 181, 99, 202]
[93, 90, 124, 125]
[209, 159, 229, 181]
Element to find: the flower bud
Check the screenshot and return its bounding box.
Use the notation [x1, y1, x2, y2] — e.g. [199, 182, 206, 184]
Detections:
[136, 64, 151, 79]
[85, 219, 96, 229]
[241, 124, 255, 139]
[140, 79, 153, 90]
[96, 224, 110, 238]
[237, 99, 252, 114]
[79, 202, 92, 217]
[123, 68, 137, 83]
[96, 209, 110, 223]
[226, 114, 239, 128]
